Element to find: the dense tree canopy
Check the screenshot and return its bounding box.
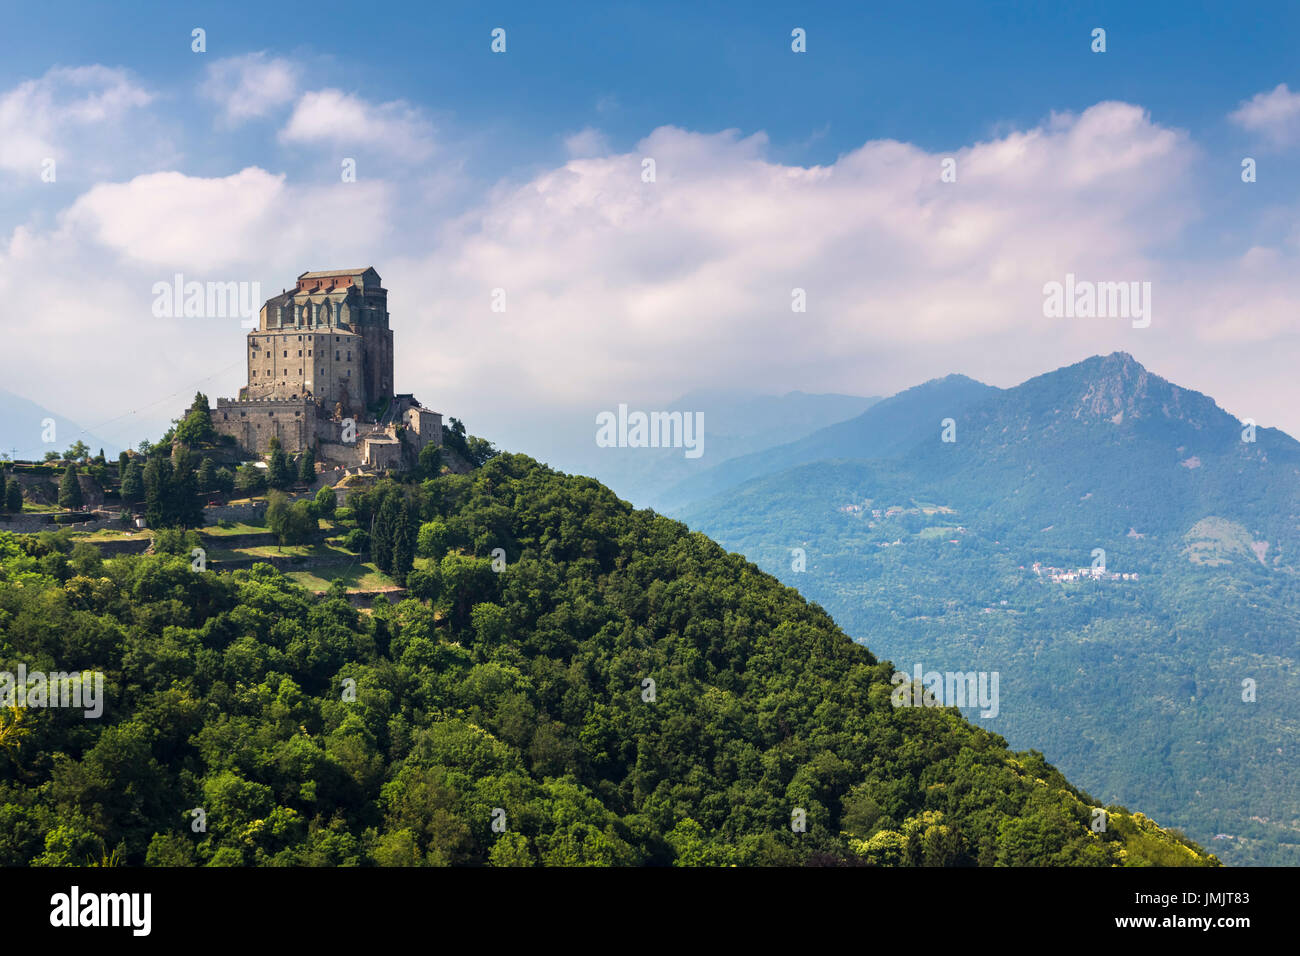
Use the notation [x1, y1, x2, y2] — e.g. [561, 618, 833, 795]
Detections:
[0, 454, 1216, 867]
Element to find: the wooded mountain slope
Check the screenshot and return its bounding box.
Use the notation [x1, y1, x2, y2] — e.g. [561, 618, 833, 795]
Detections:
[0, 453, 1214, 865]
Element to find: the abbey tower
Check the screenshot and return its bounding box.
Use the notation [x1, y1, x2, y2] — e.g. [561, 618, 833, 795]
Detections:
[213, 268, 441, 470]
[245, 267, 394, 416]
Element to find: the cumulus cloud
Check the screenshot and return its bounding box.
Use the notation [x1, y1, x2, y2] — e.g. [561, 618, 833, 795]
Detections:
[564, 127, 611, 158]
[280, 89, 434, 160]
[0, 164, 399, 446]
[390, 103, 1205, 415]
[201, 52, 300, 123]
[1229, 84, 1300, 145]
[0, 65, 154, 176]
[7, 96, 1300, 451]
[60, 166, 393, 271]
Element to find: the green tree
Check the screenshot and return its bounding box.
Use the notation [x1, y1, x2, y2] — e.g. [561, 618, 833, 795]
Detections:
[284, 501, 318, 546]
[142, 457, 173, 527]
[391, 503, 415, 586]
[197, 458, 217, 493]
[268, 444, 294, 490]
[371, 493, 399, 574]
[58, 464, 84, 510]
[417, 443, 442, 479]
[266, 493, 317, 547]
[5, 478, 21, 513]
[175, 392, 215, 445]
[64, 440, 90, 463]
[234, 464, 267, 496]
[437, 553, 497, 631]
[265, 491, 289, 546]
[120, 460, 144, 504]
[315, 484, 337, 519]
[417, 520, 449, 560]
[117, 451, 129, 480]
[171, 448, 204, 528]
[298, 445, 316, 484]
[213, 467, 236, 496]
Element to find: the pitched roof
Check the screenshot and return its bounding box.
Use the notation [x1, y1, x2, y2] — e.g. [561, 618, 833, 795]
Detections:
[298, 268, 376, 279]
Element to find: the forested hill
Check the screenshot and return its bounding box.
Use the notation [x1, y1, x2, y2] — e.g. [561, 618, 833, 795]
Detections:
[0, 453, 1214, 866]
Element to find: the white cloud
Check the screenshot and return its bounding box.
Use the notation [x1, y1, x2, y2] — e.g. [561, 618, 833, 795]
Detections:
[391, 104, 1204, 411]
[7, 98, 1300, 453]
[280, 89, 434, 160]
[201, 52, 300, 123]
[60, 166, 394, 272]
[564, 127, 610, 158]
[0, 65, 154, 175]
[0, 164, 398, 447]
[1229, 84, 1300, 145]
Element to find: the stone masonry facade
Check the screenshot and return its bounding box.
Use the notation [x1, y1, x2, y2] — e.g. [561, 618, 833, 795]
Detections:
[213, 268, 442, 470]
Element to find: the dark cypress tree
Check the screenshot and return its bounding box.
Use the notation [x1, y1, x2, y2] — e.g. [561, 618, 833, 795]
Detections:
[391, 501, 416, 586]
[6, 475, 23, 513]
[372, 492, 399, 574]
[58, 464, 84, 510]
[172, 450, 203, 528]
[143, 457, 172, 528]
[118, 451, 129, 480]
[0, 473, 8, 515]
[268, 444, 293, 490]
[120, 460, 143, 504]
[298, 445, 316, 484]
[197, 458, 217, 493]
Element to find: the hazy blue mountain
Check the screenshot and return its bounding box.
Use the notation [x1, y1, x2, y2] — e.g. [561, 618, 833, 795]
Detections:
[680, 353, 1300, 865]
[0, 389, 122, 460]
[658, 374, 997, 512]
[513, 389, 880, 509]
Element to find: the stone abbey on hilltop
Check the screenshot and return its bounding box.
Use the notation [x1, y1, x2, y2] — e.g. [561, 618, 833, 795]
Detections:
[213, 268, 442, 470]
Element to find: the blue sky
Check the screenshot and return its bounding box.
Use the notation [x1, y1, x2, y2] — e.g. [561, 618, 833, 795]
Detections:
[2, 0, 1300, 456]
[8, 1, 1295, 163]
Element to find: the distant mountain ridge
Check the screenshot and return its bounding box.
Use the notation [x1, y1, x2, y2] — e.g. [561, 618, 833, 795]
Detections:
[513, 389, 881, 509]
[680, 352, 1300, 865]
[658, 374, 998, 512]
[0, 389, 122, 460]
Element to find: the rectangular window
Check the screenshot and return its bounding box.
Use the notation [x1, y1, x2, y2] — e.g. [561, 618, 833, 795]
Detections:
[336, 351, 340, 360]
[283, 350, 288, 357]
[346, 350, 351, 361]
[298, 350, 302, 356]
[307, 349, 312, 357]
